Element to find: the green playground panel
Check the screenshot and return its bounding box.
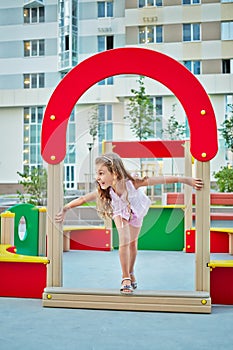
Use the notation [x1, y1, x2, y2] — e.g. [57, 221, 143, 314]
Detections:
[112, 206, 185, 251]
[8, 203, 39, 256]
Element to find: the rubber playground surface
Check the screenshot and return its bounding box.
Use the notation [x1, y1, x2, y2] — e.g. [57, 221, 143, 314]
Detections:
[1, 249, 233, 350]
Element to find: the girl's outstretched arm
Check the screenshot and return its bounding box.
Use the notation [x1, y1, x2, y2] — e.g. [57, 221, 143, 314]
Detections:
[55, 191, 97, 223]
[135, 176, 204, 190]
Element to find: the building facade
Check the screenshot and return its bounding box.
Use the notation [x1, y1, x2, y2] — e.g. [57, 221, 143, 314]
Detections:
[0, 0, 232, 194]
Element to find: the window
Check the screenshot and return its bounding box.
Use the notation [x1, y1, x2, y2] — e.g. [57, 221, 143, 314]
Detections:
[24, 107, 76, 189]
[24, 40, 45, 57]
[150, 97, 163, 138]
[183, 24, 200, 41]
[24, 73, 45, 89]
[184, 61, 201, 74]
[182, 0, 200, 4]
[65, 35, 69, 51]
[64, 109, 76, 189]
[58, 0, 78, 70]
[225, 95, 233, 115]
[139, 0, 163, 7]
[23, 107, 44, 172]
[64, 165, 75, 189]
[221, 0, 233, 3]
[139, 25, 163, 44]
[222, 59, 233, 73]
[98, 1, 113, 17]
[98, 77, 114, 85]
[98, 105, 113, 151]
[23, 6, 44, 24]
[98, 35, 114, 51]
[221, 22, 233, 40]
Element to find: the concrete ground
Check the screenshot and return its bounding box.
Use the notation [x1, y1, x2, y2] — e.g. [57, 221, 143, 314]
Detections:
[1, 250, 233, 350]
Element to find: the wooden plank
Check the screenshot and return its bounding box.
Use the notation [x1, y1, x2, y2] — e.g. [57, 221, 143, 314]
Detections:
[43, 294, 210, 307]
[230, 234, 233, 255]
[43, 287, 209, 298]
[195, 161, 210, 292]
[42, 289, 211, 313]
[202, 162, 210, 292]
[43, 300, 211, 313]
[47, 163, 64, 287]
[184, 141, 193, 238]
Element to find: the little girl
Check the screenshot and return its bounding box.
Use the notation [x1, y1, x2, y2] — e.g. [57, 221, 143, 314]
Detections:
[55, 152, 204, 295]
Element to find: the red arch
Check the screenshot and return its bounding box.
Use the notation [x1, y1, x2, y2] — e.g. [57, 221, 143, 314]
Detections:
[41, 48, 218, 164]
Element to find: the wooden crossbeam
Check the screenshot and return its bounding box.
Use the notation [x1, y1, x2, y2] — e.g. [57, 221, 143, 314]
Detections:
[43, 288, 211, 313]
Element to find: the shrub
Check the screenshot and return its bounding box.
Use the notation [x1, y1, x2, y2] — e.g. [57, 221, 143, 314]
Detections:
[17, 168, 47, 206]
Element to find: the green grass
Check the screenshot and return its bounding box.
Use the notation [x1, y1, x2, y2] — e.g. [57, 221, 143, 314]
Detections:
[82, 202, 96, 206]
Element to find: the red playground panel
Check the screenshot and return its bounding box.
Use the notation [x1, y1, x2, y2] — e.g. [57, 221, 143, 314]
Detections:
[209, 261, 233, 305]
[67, 227, 111, 251]
[106, 140, 185, 158]
[0, 261, 47, 298]
[0, 245, 48, 298]
[186, 229, 230, 253]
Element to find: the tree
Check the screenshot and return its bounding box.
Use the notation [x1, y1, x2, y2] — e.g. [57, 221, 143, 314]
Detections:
[213, 165, 233, 192]
[87, 106, 99, 191]
[162, 103, 186, 140]
[161, 104, 186, 190]
[124, 76, 155, 140]
[219, 104, 233, 154]
[17, 168, 47, 206]
[88, 105, 98, 144]
[213, 104, 233, 192]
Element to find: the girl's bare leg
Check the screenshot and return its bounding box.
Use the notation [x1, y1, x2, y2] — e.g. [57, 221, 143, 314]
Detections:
[114, 216, 131, 285]
[129, 225, 141, 283]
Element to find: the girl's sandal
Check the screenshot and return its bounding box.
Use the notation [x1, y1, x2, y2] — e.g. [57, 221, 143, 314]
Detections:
[130, 272, 137, 290]
[120, 278, 133, 295]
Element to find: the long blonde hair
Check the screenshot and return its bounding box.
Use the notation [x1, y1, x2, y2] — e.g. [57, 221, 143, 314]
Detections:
[95, 153, 134, 219]
[95, 152, 148, 219]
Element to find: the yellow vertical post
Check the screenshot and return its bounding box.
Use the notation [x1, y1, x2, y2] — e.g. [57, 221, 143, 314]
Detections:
[103, 141, 113, 153]
[38, 207, 47, 256]
[46, 163, 64, 287]
[195, 160, 210, 292]
[0, 211, 15, 245]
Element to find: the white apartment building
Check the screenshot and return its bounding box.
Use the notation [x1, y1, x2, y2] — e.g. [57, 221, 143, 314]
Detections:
[0, 0, 233, 194]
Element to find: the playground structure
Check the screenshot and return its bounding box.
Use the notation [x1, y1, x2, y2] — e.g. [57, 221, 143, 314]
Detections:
[0, 47, 232, 309]
[103, 140, 190, 251]
[1, 178, 232, 304]
[0, 204, 49, 298]
[63, 139, 190, 253]
[40, 47, 220, 313]
[103, 140, 233, 306]
[61, 143, 233, 255]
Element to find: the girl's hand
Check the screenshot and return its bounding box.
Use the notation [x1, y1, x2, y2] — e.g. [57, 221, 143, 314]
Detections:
[55, 207, 68, 223]
[191, 178, 204, 190]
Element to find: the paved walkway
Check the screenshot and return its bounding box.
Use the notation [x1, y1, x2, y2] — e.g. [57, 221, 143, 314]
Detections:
[1, 250, 233, 350]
